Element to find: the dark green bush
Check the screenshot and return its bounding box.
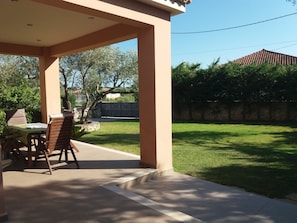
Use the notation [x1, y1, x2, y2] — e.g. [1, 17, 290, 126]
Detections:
[72, 125, 87, 139]
[0, 81, 41, 123]
[0, 110, 6, 133]
[173, 62, 297, 107]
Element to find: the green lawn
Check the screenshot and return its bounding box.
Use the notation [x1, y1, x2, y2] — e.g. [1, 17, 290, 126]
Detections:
[79, 120, 297, 199]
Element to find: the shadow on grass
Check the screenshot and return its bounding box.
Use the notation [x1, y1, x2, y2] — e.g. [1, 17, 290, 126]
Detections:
[196, 163, 297, 198]
[173, 128, 297, 199]
[172, 130, 239, 146]
[183, 129, 297, 199]
[79, 133, 139, 147]
[79, 123, 297, 199]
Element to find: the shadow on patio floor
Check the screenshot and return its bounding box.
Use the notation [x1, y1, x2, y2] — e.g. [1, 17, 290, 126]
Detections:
[2, 140, 297, 223]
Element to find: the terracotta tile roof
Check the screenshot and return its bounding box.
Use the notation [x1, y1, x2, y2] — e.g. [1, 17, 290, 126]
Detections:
[232, 49, 297, 66]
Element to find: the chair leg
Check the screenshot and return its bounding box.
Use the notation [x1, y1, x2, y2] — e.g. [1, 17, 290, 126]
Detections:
[43, 151, 53, 175]
[64, 148, 68, 162]
[69, 147, 80, 169]
[58, 149, 63, 162]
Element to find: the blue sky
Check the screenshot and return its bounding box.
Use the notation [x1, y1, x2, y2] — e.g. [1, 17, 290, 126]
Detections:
[116, 0, 297, 68]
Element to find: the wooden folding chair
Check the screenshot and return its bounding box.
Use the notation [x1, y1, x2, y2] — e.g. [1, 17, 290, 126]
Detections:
[5, 109, 27, 126]
[35, 113, 79, 174]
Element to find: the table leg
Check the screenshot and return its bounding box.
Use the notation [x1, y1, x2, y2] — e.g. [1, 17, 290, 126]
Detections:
[27, 134, 32, 167]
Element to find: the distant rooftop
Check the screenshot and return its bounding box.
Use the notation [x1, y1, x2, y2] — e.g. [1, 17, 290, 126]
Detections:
[232, 49, 297, 66]
[175, 0, 192, 4]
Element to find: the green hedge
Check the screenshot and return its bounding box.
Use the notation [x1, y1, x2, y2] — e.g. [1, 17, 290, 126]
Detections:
[173, 62, 297, 109]
[0, 110, 6, 133]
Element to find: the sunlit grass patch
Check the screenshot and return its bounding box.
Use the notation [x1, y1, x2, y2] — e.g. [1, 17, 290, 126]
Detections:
[79, 121, 297, 199]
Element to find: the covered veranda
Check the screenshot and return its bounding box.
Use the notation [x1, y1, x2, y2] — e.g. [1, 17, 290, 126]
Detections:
[0, 0, 190, 220]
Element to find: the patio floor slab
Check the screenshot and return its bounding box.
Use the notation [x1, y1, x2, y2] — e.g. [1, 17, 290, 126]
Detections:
[2, 141, 188, 223]
[128, 171, 297, 223]
[2, 141, 297, 223]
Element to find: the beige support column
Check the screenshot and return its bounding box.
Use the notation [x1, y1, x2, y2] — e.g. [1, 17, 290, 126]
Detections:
[39, 56, 61, 123]
[138, 21, 172, 171]
[0, 157, 8, 221]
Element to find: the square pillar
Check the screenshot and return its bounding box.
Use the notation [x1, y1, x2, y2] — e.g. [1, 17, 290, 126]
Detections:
[0, 159, 8, 221]
[138, 20, 172, 171]
[39, 56, 61, 123]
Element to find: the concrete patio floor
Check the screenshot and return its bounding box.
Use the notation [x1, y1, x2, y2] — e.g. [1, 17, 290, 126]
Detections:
[2, 140, 297, 223]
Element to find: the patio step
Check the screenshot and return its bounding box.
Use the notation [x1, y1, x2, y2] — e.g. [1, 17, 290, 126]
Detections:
[105, 168, 159, 189]
[103, 168, 205, 223]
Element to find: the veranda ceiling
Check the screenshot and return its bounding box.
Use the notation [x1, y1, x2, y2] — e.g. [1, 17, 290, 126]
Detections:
[0, 0, 186, 57]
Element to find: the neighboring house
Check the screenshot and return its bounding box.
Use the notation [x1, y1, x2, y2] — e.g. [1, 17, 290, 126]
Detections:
[232, 49, 297, 66]
[106, 93, 121, 100]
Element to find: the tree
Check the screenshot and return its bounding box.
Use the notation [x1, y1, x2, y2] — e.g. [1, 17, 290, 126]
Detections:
[16, 56, 39, 87]
[172, 62, 201, 118]
[0, 55, 39, 87]
[60, 46, 138, 123]
[60, 53, 82, 110]
[172, 62, 200, 104]
[0, 54, 41, 123]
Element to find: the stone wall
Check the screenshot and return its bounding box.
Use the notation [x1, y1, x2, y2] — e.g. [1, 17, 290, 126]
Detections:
[89, 102, 297, 122]
[173, 102, 297, 122]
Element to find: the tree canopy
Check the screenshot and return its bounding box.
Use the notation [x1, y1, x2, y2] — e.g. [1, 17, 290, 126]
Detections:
[0, 46, 138, 125]
[0, 55, 41, 127]
[60, 46, 138, 123]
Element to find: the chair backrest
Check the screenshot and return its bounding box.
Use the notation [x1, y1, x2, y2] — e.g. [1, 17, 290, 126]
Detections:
[5, 109, 27, 126]
[46, 113, 74, 154]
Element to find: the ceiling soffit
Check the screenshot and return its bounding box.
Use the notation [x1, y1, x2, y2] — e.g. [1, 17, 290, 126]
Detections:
[0, 0, 187, 57]
[0, 0, 118, 47]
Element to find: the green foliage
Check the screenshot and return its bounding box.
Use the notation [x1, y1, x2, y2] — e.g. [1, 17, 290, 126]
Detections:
[0, 110, 6, 133]
[0, 54, 41, 122]
[61, 93, 76, 109]
[172, 62, 297, 107]
[0, 55, 39, 87]
[71, 125, 88, 140]
[172, 62, 202, 110]
[60, 46, 138, 123]
[0, 83, 40, 122]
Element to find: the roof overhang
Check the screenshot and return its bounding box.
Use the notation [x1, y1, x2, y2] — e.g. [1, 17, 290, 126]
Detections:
[137, 0, 189, 15]
[0, 0, 190, 57]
